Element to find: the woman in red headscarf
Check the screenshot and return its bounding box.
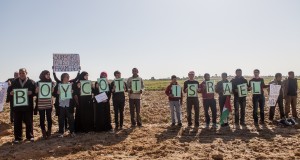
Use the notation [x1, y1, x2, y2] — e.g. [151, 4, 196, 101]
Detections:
[93, 72, 113, 132]
[73, 71, 95, 133]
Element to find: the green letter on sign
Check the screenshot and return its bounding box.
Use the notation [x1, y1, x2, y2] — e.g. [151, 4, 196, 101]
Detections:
[251, 81, 261, 94]
[188, 84, 198, 97]
[60, 84, 72, 100]
[81, 80, 92, 96]
[39, 82, 52, 99]
[13, 89, 28, 107]
[237, 83, 248, 97]
[223, 83, 232, 96]
[98, 78, 109, 92]
[206, 81, 215, 93]
[172, 85, 181, 97]
[132, 79, 141, 93]
[114, 78, 124, 93]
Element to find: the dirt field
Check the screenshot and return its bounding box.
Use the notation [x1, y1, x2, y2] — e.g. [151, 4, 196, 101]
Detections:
[1, 91, 300, 160]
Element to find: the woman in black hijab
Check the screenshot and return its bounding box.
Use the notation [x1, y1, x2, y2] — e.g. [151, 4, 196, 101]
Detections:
[73, 71, 95, 133]
[93, 72, 113, 132]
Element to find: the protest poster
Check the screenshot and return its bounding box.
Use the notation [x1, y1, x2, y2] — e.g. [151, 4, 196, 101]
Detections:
[53, 54, 80, 72]
[268, 84, 281, 106]
[95, 92, 108, 103]
[0, 82, 8, 112]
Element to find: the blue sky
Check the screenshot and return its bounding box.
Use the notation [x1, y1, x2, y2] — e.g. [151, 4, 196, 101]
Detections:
[1, 0, 300, 81]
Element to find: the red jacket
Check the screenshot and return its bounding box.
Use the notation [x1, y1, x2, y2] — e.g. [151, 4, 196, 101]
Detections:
[165, 82, 183, 102]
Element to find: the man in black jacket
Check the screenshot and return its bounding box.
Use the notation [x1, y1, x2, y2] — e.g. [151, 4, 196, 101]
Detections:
[231, 69, 248, 126]
[9, 68, 36, 143]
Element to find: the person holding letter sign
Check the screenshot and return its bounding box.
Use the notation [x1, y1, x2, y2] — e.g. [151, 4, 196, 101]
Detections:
[127, 68, 144, 127]
[282, 71, 298, 119]
[215, 73, 231, 127]
[73, 72, 94, 133]
[231, 69, 248, 126]
[249, 69, 269, 125]
[183, 71, 200, 127]
[268, 73, 285, 121]
[56, 73, 75, 138]
[111, 71, 128, 130]
[9, 68, 36, 143]
[165, 75, 183, 127]
[35, 70, 54, 139]
[52, 66, 80, 129]
[52, 66, 81, 84]
[93, 72, 113, 132]
[200, 73, 217, 128]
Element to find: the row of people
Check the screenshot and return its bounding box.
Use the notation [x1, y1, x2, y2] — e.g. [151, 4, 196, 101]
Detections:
[165, 69, 298, 128]
[7, 68, 144, 143]
[5, 68, 298, 144]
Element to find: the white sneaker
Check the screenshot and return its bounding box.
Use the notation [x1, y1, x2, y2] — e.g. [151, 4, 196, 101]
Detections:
[13, 140, 20, 144]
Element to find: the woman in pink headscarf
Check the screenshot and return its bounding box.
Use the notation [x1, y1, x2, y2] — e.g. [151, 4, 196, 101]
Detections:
[93, 72, 113, 132]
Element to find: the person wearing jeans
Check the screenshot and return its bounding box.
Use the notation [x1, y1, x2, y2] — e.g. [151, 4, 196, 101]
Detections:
[165, 75, 183, 127]
[200, 73, 217, 128]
